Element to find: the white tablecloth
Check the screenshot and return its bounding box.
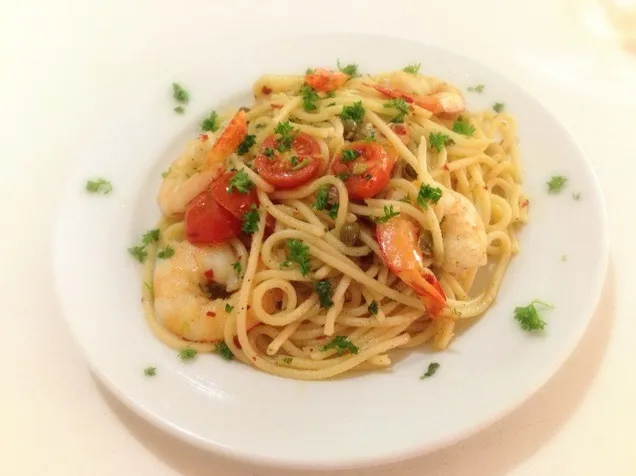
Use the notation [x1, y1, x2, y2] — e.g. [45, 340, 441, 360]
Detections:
[2, 0, 634, 474]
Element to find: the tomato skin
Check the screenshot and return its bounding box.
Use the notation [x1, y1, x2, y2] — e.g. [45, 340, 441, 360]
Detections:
[185, 190, 242, 244]
[254, 132, 321, 189]
[331, 141, 396, 200]
[209, 171, 258, 220]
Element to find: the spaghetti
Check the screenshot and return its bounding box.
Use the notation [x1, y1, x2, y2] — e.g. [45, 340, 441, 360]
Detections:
[139, 67, 528, 380]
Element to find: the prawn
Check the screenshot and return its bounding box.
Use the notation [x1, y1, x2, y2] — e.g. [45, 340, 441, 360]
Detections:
[376, 202, 447, 317]
[434, 190, 488, 275]
[153, 241, 278, 342]
[366, 83, 465, 115]
[305, 68, 349, 92]
[157, 111, 247, 217]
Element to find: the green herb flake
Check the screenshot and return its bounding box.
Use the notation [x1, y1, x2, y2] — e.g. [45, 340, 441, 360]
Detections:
[216, 341, 234, 361]
[142, 229, 160, 245]
[237, 134, 256, 155]
[274, 120, 297, 152]
[157, 245, 175, 259]
[468, 84, 485, 93]
[281, 239, 311, 276]
[327, 202, 339, 220]
[561, 255, 568, 262]
[339, 101, 365, 123]
[428, 132, 452, 153]
[514, 299, 553, 332]
[372, 205, 400, 223]
[172, 83, 189, 104]
[340, 149, 360, 163]
[128, 245, 148, 263]
[178, 348, 197, 361]
[241, 204, 259, 235]
[232, 261, 242, 275]
[547, 175, 568, 193]
[337, 59, 359, 77]
[85, 178, 113, 195]
[300, 84, 320, 112]
[322, 335, 359, 355]
[417, 184, 443, 209]
[314, 186, 329, 211]
[384, 98, 410, 123]
[228, 169, 255, 194]
[315, 279, 334, 309]
[402, 63, 421, 74]
[174, 105, 185, 114]
[201, 111, 219, 132]
[282, 356, 293, 364]
[225, 303, 234, 313]
[572, 192, 581, 201]
[452, 117, 475, 137]
[368, 300, 378, 315]
[144, 366, 156, 376]
[420, 362, 440, 379]
[493, 102, 505, 113]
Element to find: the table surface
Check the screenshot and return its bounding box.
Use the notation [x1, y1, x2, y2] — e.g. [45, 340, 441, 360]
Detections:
[2, 0, 635, 474]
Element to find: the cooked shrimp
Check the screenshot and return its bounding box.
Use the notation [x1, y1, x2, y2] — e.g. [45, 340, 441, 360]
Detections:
[305, 68, 349, 92]
[376, 206, 447, 317]
[434, 190, 488, 274]
[366, 83, 465, 115]
[157, 111, 247, 217]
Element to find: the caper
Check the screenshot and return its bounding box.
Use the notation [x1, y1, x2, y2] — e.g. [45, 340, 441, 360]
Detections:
[327, 185, 338, 204]
[342, 119, 357, 140]
[403, 163, 418, 181]
[340, 222, 361, 246]
[418, 232, 434, 258]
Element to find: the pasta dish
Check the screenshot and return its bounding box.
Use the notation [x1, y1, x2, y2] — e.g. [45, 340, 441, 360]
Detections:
[137, 65, 528, 380]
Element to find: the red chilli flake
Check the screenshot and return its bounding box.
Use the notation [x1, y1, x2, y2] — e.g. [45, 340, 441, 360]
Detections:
[261, 86, 272, 95]
[206, 311, 216, 317]
[270, 103, 283, 109]
[521, 199, 529, 208]
[204, 269, 214, 280]
[200, 133, 209, 142]
[315, 336, 326, 341]
[252, 356, 257, 362]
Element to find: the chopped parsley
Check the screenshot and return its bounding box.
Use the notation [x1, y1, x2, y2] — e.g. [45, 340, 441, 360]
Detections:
[228, 169, 255, 194]
[157, 245, 175, 259]
[368, 300, 378, 315]
[327, 202, 339, 220]
[384, 98, 410, 123]
[305, 67, 314, 75]
[428, 132, 452, 153]
[339, 101, 365, 124]
[364, 131, 376, 143]
[178, 348, 197, 361]
[493, 102, 505, 113]
[236, 134, 256, 155]
[232, 261, 242, 275]
[514, 300, 553, 332]
[172, 82, 189, 104]
[264, 147, 276, 159]
[225, 303, 234, 313]
[314, 186, 330, 211]
[241, 204, 259, 235]
[315, 279, 334, 308]
[281, 239, 311, 276]
[573, 192, 581, 200]
[282, 356, 293, 364]
[128, 245, 147, 263]
[85, 178, 113, 194]
[420, 362, 440, 379]
[335, 171, 350, 182]
[341, 149, 360, 163]
[142, 229, 160, 244]
[274, 121, 297, 152]
[402, 63, 421, 74]
[372, 205, 400, 223]
[290, 156, 300, 167]
[174, 105, 185, 114]
[452, 117, 475, 137]
[216, 341, 234, 361]
[144, 281, 154, 295]
[322, 335, 359, 355]
[201, 111, 219, 132]
[144, 366, 156, 376]
[300, 84, 320, 112]
[417, 184, 443, 209]
[467, 84, 485, 93]
[161, 167, 171, 179]
[547, 175, 568, 193]
[337, 59, 359, 77]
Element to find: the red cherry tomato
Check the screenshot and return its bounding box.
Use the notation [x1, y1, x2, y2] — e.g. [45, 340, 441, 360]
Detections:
[209, 171, 258, 220]
[331, 141, 396, 200]
[254, 132, 321, 189]
[185, 190, 242, 244]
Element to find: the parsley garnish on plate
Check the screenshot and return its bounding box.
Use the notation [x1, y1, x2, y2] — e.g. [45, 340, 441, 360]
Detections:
[216, 341, 234, 361]
[315, 279, 334, 309]
[493, 102, 505, 113]
[157, 245, 175, 259]
[178, 348, 197, 361]
[172, 83, 189, 104]
[514, 300, 553, 332]
[341, 149, 360, 163]
[142, 229, 160, 244]
[322, 336, 359, 355]
[547, 175, 568, 193]
[337, 59, 359, 77]
[467, 84, 484, 93]
[385, 98, 410, 123]
[339, 101, 365, 124]
[300, 84, 320, 112]
[420, 362, 440, 379]
[128, 229, 161, 263]
[314, 186, 329, 211]
[402, 63, 421, 74]
[274, 121, 297, 152]
[228, 169, 254, 194]
[128, 245, 147, 263]
[372, 205, 400, 223]
[452, 117, 475, 136]
[174, 106, 185, 114]
[428, 132, 452, 153]
[85, 178, 113, 195]
[572, 192, 581, 200]
[241, 205, 259, 235]
[201, 111, 219, 132]
[327, 202, 339, 221]
[144, 366, 156, 376]
[368, 300, 378, 315]
[417, 184, 443, 209]
[237, 134, 256, 155]
[281, 239, 311, 276]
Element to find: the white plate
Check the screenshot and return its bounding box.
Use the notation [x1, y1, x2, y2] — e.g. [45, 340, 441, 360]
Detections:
[52, 33, 608, 469]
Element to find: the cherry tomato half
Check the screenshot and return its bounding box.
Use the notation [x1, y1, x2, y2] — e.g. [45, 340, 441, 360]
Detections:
[185, 190, 242, 244]
[210, 171, 259, 220]
[331, 141, 396, 200]
[254, 132, 321, 189]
